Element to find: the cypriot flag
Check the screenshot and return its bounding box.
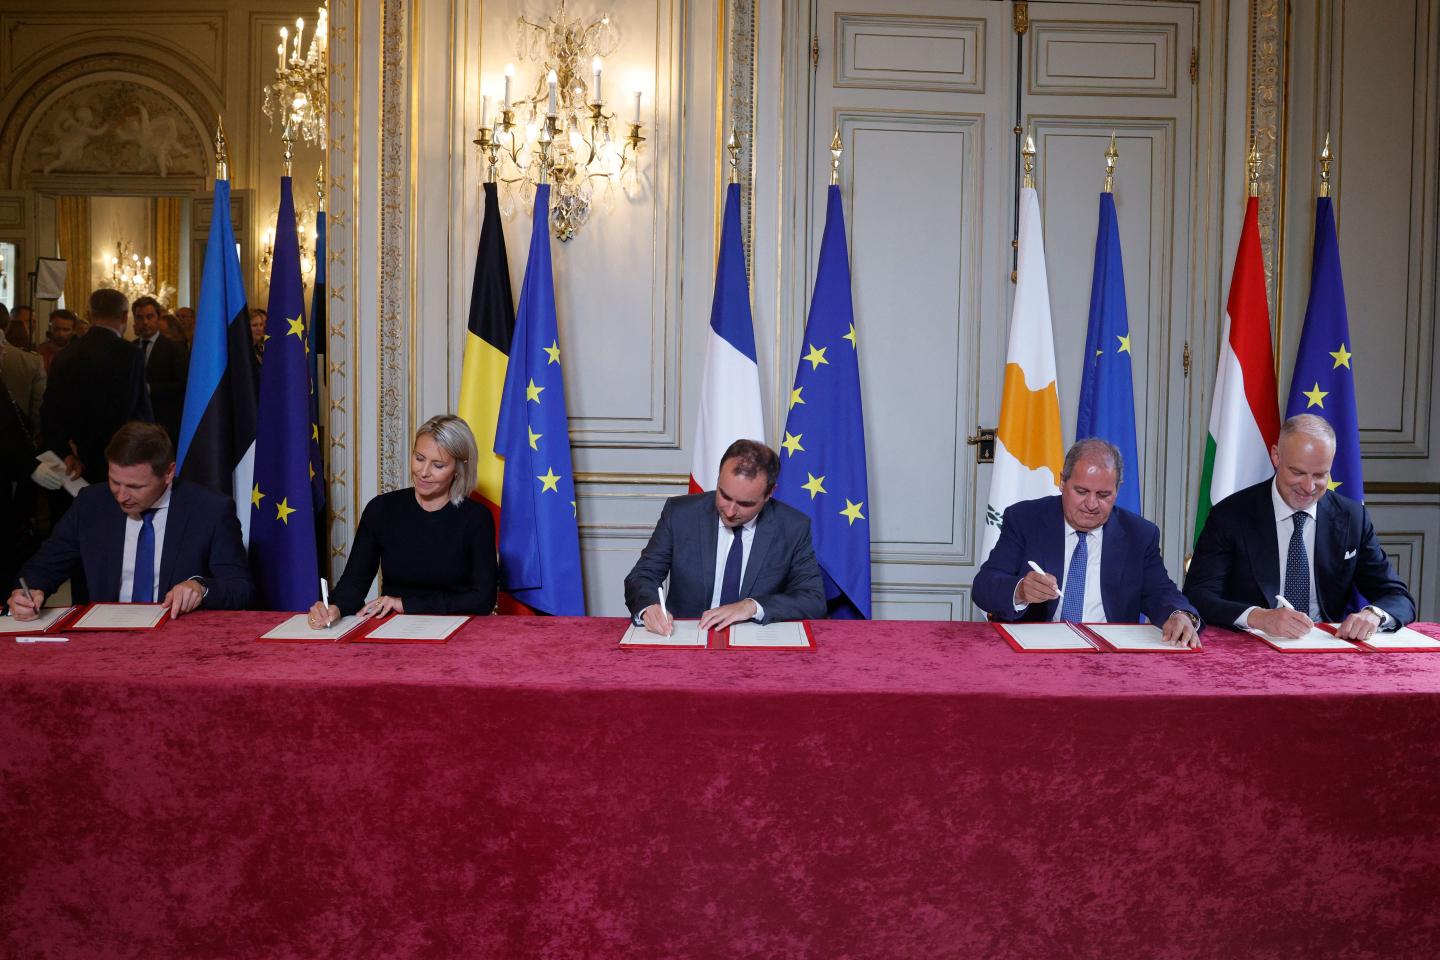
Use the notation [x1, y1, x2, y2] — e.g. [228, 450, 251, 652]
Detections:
[982, 185, 1064, 560]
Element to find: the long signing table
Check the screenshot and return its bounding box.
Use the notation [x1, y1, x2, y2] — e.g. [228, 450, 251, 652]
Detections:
[4, 614, 1440, 958]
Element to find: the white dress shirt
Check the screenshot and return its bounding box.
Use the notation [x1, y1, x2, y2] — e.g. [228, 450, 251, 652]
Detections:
[710, 515, 765, 621]
[120, 486, 171, 603]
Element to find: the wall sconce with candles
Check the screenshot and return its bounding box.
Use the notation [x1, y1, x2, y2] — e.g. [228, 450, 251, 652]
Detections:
[263, 1, 328, 148]
[474, 1, 647, 241]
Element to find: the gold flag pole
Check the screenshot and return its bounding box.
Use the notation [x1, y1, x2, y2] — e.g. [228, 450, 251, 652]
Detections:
[727, 129, 740, 185]
[214, 117, 229, 182]
[1021, 125, 1036, 189]
[1318, 132, 1333, 198]
[829, 129, 842, 187]
[1102, 132, 1118, 194]
[1247, 142, 1261, 198]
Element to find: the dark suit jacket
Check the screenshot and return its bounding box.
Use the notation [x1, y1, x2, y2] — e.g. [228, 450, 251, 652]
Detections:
[142, 335, 189, 446]
[16, 480, 252, 609]
[1183, 479, 1415, 628]
[624, 492, 826, 624]
[974, 496, 1199, 625]
[40, 326, 153, 482]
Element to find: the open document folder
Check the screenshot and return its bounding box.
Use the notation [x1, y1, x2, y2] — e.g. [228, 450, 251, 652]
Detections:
[619, 620, 814, 649]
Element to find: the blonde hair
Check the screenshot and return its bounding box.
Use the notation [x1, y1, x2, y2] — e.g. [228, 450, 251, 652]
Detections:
[414, 414, 478, 506]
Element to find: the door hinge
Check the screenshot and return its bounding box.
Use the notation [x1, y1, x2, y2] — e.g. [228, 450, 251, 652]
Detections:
[1183, 340, 1192, 379]
[967, 427, 996, 464]
[810, 34, 819, 69]
[1190, 46, 1198, 85]
[1013, 2, 1030, 36]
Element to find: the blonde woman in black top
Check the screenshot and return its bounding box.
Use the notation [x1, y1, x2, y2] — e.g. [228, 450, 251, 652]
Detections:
[308, 414, 497, 626]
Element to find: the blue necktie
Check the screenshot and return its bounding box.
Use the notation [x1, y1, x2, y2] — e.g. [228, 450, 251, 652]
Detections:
[719, 527, 744, 606]
[132, 509, 157, 603]
[1283, 512, 1310, 614]
[1060, 531, 1088, 623]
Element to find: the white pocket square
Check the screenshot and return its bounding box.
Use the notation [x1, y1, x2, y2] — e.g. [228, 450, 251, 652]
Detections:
[1344, 548, 1357, 559]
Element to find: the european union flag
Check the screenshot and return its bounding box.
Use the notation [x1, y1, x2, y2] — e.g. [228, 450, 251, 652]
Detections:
[494, 184, 584, 615]
[249, 176, 319, 610]
[1285, 196, 1362, 500]
[772, 185, 871, 619]
[175, 177, 258, 541]
[1076, 191, 1141, 514]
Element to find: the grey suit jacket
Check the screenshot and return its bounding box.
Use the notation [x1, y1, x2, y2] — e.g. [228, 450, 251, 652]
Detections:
[624, 492, 826, 624]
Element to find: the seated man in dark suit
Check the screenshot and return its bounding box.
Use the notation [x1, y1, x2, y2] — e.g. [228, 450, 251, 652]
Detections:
[625, 439, 826, 634]
[8, 421, 252, 619]
[1184, 414, 1415, 641]
[40, 287, 153, 484]
[974, 438, 1201, 647]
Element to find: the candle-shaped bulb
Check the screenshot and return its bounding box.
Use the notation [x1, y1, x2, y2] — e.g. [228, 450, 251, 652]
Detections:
[633, 90, 642, 125]
[592, 56, 603, 103]
[504, 63, 515, 108]
[481, 94, 490, 129]
[547, 69, 558, 115]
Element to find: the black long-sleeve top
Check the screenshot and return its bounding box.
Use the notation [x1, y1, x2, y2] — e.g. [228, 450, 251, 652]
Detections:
[330, 489, 498, 616]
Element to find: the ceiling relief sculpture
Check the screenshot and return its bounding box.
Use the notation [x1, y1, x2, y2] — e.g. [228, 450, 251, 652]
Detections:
[23, 82, 205, 179]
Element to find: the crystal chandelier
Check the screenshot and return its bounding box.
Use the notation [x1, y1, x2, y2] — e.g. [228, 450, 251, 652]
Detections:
[263, 2, 328, 148]
[107, 239, 175, 308]
[475, 1, 647, 241]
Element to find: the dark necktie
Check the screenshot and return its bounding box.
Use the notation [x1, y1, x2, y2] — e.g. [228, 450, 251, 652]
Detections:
[719, 527, 744, 606]
[142, 338, 154, 364]
[132, 508, 158, 603]
[1060, 531, 1088, 622]
[1283, 512, 1310, 613]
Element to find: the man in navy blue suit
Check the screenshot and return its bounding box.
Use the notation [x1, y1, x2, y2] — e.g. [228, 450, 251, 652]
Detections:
[8, 421, 252, 619]
[1184, 414, 1414, 641]
[974, 438, 1201, 647]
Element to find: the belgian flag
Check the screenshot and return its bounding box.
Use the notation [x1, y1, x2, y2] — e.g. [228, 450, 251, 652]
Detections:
[457, 182, 527, 613]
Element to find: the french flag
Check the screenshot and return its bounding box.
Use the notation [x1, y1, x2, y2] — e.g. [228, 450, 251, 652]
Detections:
[691, 182, 765, 492]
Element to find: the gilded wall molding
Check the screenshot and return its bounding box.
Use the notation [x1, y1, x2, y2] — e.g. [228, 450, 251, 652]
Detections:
[1249, 0, 1285, 325]
[727, 0, 757, 253]
[377, 0, 409, 492]
[323, 0, 356, 565]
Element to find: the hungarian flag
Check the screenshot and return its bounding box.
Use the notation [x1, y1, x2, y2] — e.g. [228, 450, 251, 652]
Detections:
[982, 184, 1064, 561]
[690, 182, 764, 492]
[1194, 196, 1279, 540]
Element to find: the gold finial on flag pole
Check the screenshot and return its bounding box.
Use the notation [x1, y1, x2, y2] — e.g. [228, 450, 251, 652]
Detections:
[214, 117, 229, 182]
[727, 129, 740, 185]
[1247, 142, 1261, 197]
[537, 121, 552, 185]
[1319, 132, 1333, 198]
[282, 121, 294, 178]
[1102, 131, 1118, 194]
[315, 165, 325, 213]
[829, 129, 842, 186]
[1021, 124, 1036, 189]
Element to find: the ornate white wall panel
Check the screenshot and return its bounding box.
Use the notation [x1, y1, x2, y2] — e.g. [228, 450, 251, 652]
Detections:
[834, 14, 986, 93]
[1030, 20, 1178, 97]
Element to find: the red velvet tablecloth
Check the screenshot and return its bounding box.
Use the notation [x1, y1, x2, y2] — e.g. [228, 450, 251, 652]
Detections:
[4, 615, 1440, 959]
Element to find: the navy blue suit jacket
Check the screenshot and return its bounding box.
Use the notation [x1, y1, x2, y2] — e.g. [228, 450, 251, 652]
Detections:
[974, 496, 1198, 625]
[1183, 479, 1415, 628]
[623, 492, 826, 624]
[16, 481, 252, 609]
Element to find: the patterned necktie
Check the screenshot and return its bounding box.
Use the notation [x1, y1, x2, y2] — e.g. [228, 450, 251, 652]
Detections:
[1283, 511, 1310, 613]
[719, 527, 744, 606]
[132, 508, 158, 603]
[1060, 531, 1088, 622]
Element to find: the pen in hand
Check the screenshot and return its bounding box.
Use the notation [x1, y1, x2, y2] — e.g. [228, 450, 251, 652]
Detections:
[319, 578, 332, 627]
[19, 576, 38, 609]
[1026, 561, 1063, 599]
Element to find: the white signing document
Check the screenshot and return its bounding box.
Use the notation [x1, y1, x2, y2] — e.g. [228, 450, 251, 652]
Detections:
[994, 621, 1096, 652]
[261, 613, 368, 642]
[1359, 626, 1440, 652]
[0, 607, 76, 634]
[1087, 623, 1195, 653]
[619, 620, 707, 647]
[73, 603, 168, 630]
[727, 622, 812, 648]
[362, 614, 469, 643]
[1247, 625, 1357, 652]
[31, 451, 89, 497]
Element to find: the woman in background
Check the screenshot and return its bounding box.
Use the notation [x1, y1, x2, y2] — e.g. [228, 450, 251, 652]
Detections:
[308, 414, 497, 625]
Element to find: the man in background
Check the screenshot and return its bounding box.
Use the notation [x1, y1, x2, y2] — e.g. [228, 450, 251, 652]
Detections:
[0, 307, 44, 432]
[36, 308, 79, 372]
[40, 287, 152, 484]
[132, 296, 188, 444]
[175, 305, 197, 345]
